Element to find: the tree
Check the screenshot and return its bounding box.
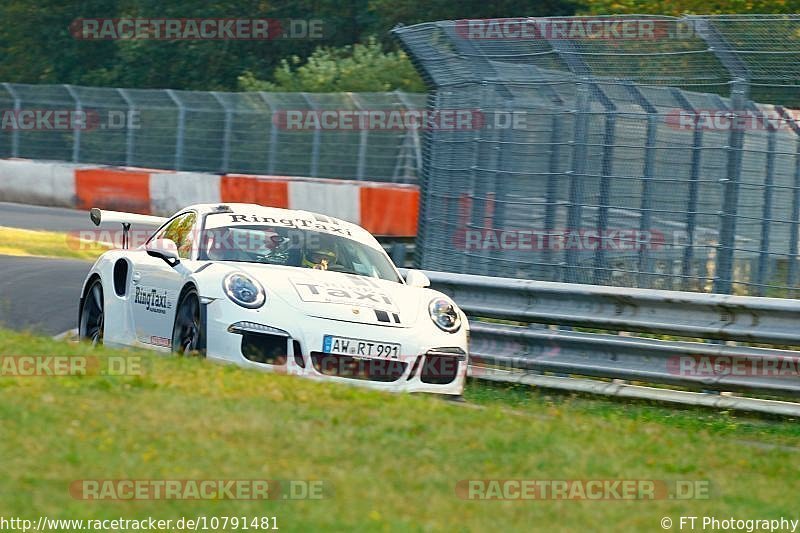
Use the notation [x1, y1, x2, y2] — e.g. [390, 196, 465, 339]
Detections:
[238, 38, 425, 92]
[0, 0, 581, 90]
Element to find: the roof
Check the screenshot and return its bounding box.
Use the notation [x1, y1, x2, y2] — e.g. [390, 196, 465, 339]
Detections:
[190, 203, 378, 247]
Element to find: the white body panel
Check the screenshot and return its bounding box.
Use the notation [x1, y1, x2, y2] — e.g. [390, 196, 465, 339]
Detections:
[80, 203, 468, 395]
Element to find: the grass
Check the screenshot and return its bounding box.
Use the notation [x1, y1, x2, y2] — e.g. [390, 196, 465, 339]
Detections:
[0, 226, 108, 261]
[0, 329, 798, 531]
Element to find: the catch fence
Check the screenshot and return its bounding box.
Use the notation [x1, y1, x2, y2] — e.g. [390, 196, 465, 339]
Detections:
[0, 85, 425, 184]
[394, 15, 800, 295]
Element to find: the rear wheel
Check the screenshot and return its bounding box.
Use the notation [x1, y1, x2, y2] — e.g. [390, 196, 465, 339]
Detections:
[79, 279, 104, 346]
[171, 288, 205, 357]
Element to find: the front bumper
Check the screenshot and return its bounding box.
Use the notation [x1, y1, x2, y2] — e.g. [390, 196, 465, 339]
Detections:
[203, 299, 468, 395]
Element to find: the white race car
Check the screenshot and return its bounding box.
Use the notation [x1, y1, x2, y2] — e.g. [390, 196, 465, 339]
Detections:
[78, 203, 468, 395]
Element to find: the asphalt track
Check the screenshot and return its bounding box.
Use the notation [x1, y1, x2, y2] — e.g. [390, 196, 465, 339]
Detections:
[0, 201, 91, 232]
[0, 202, 98, 334]
[0, 201, 156, 235]
[0, 255, 89, 335]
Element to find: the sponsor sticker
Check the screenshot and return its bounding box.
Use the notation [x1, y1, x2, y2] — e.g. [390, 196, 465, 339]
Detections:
[133, 286, 174, 315]
[290, 275, 398, 312]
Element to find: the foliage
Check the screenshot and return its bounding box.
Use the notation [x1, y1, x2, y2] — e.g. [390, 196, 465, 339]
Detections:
[238, 38, 426, 92]
[0, 0, 579, 91]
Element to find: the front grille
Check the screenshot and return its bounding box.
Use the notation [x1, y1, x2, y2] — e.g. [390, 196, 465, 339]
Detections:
[420, 349, 465, 385]
[241, 332, 288, 365]
[310, 353, 407, 382]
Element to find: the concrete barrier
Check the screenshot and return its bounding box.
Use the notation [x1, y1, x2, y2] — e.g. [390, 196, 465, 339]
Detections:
[0, 159, 419, 236]
[0, 159, 78, 207]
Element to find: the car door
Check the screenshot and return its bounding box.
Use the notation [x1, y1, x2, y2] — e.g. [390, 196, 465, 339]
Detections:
[130, 211, 198, 349]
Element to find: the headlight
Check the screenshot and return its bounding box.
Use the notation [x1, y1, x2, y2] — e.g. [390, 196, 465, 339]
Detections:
[428, 297, 461, 333]
[223, 272, 266, 309]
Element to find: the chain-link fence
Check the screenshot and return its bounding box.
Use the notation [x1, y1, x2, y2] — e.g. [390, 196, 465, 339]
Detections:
[394, 14, 800, 295]
[0, 85, 425, 183]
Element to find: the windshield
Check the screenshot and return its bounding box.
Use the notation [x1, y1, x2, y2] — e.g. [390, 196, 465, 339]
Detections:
[199, 225, 401, 283]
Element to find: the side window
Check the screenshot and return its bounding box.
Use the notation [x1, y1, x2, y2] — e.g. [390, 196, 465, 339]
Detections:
[176, 213, 198, 258]
[155, 212, 197, 259]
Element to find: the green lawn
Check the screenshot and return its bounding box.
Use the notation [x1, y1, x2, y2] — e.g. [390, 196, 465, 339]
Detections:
[0, 329, 798, 532]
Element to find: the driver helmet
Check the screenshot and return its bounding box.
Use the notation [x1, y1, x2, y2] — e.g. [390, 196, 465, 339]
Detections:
[302, 234, 337, 270]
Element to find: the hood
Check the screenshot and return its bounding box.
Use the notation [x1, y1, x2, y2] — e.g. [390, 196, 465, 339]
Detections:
[234, 264, 424, 327]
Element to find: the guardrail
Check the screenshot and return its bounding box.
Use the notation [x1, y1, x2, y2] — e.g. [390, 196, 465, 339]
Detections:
[416, 270, 800, 416]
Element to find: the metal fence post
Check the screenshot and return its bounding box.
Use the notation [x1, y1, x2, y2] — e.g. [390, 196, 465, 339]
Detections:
[469, 86, 497, 277]
[350, 93, 368, 181]
[791, 142, 800, 296]
[437, 23, 513, 276]
[776, 106, 800, 295]
[754, 103, 777, 295]
[457, 83, 489, 274]
[211, 91, 232, 173]
[415, 89, 440, 269]
[691, 16, 751, 294]
[165, 89, 185, 171]
[2, 83, 20, 158]
[543, 113, 562, 278]
[623, 83, 659, 288]
[715, 79, 748, 294]
[258, 92, 279, 175]
[395, 91, 423, 180]
[592, 90, 617, 286]
[545, 38, 613, 284]
[117, 88, 136, 166]
[301, 92, 320, 177]
[63, 85, 82, 163]
[564, 81, 590, 283]
[671, 89, 705, 291]
[533, 84, 567, 279]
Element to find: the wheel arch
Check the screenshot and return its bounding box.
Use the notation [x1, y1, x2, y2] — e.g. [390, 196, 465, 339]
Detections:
[173, 282, 206, 354]
[177, 281, 199, 304]
[78, 273, 102, 329]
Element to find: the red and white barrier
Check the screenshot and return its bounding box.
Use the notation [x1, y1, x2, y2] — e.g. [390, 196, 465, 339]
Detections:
[0, 159, 78, 207]
[0, 160, 419, 236]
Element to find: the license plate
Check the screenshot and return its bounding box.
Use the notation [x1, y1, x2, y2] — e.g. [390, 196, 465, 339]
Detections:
[322, 335, 400, 359]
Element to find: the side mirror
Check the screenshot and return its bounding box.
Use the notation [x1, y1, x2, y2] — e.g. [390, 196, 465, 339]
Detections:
[405, 269, 430, 288]
[146, 238, 181, 267]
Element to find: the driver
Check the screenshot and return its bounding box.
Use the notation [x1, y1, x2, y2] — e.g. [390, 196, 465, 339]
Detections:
[302, 233, 338, 271]
[205, 228, 229, 261]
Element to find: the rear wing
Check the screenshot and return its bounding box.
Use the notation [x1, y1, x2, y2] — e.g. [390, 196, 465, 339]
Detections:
[90, 208, 167, 228]
[90, 208, 168, 249]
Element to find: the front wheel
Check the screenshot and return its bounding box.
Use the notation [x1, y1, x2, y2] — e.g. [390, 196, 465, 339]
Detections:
[171, 288, 206, 357]
[79, 279, 104, 346]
